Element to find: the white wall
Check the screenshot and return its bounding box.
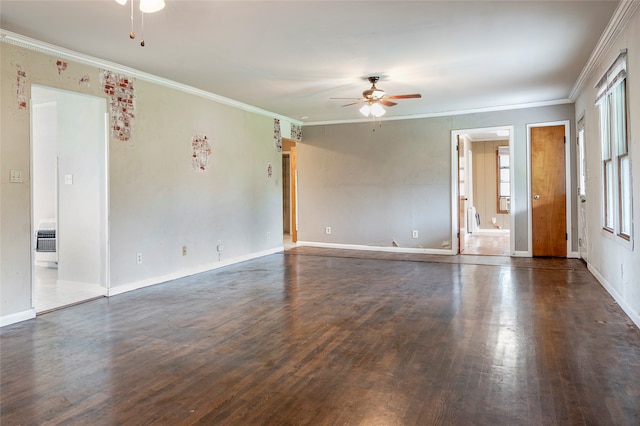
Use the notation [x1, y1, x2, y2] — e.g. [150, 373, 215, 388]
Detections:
[573, 6, 640, 327]
[56, 89, 106, 288]
[32, 100, 57, 229]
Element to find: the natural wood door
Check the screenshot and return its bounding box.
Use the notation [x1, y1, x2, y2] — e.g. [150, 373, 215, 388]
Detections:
[531, 125, 566, 257]
[457, 135, 467, 253]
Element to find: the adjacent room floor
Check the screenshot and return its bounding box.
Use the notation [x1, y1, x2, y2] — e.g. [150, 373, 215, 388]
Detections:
[2, 248, 639, 425]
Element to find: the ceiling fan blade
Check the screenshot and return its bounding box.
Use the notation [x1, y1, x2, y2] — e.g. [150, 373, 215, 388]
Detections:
[341, 101, 363, 107]
[387, 94, 422, 100]
[379, 100, 398, 107]
[330, 97, 361, 100]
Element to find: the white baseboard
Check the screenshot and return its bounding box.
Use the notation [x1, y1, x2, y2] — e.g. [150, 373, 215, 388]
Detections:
[1, 308, 36, 327]
[108, 247, 283, 297]
[567, 251, 581, 259]
[588, 263, 640, 330]
[296, 241, 455, 256]
[512, 251, 531, 257]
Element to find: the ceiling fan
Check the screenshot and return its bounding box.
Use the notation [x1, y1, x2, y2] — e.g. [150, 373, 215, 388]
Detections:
[332, 76, 422, 117]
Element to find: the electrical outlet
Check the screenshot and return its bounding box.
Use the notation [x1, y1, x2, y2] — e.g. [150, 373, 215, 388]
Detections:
[182, 246, 187, 256]
[217, 240, 223, 252]
[412, 230, 419, 239]
[136, 253, 142, 264]
[325, 227, 331, 235]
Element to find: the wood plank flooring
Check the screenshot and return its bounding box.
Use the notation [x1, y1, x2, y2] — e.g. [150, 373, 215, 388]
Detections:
[1, 249, 639, 425]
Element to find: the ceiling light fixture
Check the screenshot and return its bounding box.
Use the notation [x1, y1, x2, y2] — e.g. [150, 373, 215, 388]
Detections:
[114, 0, 165, 47]
[359, 101, 386, 118]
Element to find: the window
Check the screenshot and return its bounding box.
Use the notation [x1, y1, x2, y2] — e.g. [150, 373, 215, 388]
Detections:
[596, 50, 632, 240]
[496, 146, 510, 213]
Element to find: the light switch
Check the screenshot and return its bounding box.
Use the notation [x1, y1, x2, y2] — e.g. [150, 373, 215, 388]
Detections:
[10, 170, 23, 183]
[64, 174, 73, 185]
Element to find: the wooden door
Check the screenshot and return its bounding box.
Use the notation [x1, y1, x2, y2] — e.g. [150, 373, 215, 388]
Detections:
[457, 135, 467, 253]
[290, 145, 298, 243]
[531, 125, 566, 257]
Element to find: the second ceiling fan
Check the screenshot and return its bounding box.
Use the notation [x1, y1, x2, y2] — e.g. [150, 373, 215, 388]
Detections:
[332, 76, 422, 117]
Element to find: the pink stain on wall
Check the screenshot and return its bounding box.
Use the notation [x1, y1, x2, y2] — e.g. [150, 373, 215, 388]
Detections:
[56, 60, 68, 74]
[100, 70, 135, 142]
[16, 65, 27, 110]
[79, 75, 91, 86]
[274, 119, 282, 152]
[192, 134, 212, 171]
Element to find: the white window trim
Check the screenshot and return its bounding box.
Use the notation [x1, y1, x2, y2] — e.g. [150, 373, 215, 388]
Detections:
[595, 50, 633, 250]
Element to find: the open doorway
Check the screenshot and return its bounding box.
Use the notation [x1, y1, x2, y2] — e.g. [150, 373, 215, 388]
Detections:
[31, 86, 108, 312]
[454, 127, 514, 256]
[282, 138, 298, 249]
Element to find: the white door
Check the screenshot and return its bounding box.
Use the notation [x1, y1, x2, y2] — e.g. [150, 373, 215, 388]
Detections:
[577, 123, 588, 261]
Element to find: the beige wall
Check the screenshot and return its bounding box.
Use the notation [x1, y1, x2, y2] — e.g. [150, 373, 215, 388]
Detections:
[1, 42, 285, 323]
[300, 103, 575, 253]
[471, 140, 510, 230]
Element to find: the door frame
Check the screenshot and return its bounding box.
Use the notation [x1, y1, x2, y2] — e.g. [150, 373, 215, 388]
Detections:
[30, 85, 110, 311]
[526, 120, 574, 257]
[451, 126, 515, 255]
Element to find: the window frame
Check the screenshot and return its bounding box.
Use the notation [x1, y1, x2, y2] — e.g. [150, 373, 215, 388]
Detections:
[596, 50, 633, 243]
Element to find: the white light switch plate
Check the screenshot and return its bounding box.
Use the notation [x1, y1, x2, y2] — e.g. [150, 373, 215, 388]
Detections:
[64, 174, 73, 185]
[10, 170, 23, 183]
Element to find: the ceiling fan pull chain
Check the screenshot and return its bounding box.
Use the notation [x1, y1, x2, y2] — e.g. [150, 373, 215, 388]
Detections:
[129, 0, 135, 39]
[140, 11, 145, 46]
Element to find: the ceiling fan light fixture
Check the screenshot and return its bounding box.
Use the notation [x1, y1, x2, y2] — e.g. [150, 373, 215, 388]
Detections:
[370, 102, 386, 117]
[140, 0, 165, 13]
[359, 104, 371, 117]
[114, 0, 128, 4]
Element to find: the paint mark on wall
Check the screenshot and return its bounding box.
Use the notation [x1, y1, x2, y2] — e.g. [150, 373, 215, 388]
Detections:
[267, 163, 273, 178]
[192, 134, 212, 171]
[291, 123, 302, 141]
[56, 60, 68, 74]
[79, 75, 91, 86]
[274, 119, 282, 152]
[16, 65, 27, 110]
[100, 69, 135, 142]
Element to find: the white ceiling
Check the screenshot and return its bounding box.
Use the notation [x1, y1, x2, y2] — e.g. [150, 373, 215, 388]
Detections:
[0, 1, 619, 124]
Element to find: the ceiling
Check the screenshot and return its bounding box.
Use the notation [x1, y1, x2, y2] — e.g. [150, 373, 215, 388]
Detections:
[0, 1, 619, 124]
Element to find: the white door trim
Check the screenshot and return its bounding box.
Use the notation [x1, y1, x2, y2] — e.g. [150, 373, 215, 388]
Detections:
[451, 126, 515, 255]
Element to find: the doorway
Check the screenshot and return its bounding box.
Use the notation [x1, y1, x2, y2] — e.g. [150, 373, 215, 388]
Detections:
[282, 138, 298, 248]
[453, 127, 514, 256]
[31, 86, 108, 312]
[577, 118, 588, 261]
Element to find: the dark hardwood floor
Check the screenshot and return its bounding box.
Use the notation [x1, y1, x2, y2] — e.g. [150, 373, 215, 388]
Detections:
[1, 249, 639, 425]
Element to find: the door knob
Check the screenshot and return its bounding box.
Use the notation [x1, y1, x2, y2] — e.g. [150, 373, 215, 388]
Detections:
[534, 194, 540, 200]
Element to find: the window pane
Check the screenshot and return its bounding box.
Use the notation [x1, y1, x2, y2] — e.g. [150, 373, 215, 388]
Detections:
[499, 169, 509, 182]
[499, 154, 509, 168]
[620, 155, 631, 236]
[600, 101, 611, 160]
[500, 183, 510, 197]
[613, 81, 627, 155]
[605, 160, 614, 229]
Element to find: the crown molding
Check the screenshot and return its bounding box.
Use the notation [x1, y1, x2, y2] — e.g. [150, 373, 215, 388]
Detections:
[569, 0, 640, 101]
[0, 29, 302, 126]
[304, 98, 573, 127]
